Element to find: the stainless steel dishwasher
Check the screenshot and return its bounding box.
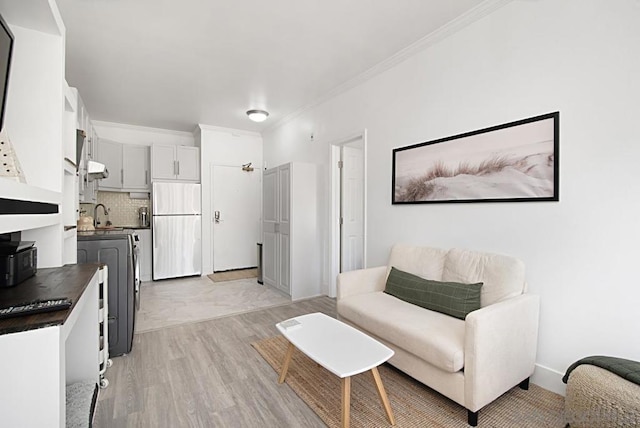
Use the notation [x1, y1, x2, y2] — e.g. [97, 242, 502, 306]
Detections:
[77, 230, 140, 356]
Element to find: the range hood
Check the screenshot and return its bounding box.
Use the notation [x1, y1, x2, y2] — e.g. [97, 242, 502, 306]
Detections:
[75, 129, 85, 169]
[87, 160, 109, 181]
[76, 129, 109, 180]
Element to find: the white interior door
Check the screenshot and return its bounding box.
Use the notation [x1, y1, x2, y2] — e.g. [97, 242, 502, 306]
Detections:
[212, 165, 261, 272]
[340, 144, 365, 272]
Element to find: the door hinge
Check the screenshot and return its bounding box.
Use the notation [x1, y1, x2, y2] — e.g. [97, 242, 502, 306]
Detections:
[338, 160, 343, 169]
[339, 217, 344, 226]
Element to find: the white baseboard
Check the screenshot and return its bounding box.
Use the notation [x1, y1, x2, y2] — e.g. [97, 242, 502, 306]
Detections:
[531, 363, 567, 396]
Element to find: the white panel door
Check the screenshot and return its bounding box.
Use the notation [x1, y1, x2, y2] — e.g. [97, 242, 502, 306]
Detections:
[341, 145, 365, 272]
[212, 165, 261, 271]
[262, 168, 278, 288]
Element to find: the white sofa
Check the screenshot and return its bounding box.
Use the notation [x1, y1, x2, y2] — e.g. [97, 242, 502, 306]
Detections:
[336, 244, 540, 426]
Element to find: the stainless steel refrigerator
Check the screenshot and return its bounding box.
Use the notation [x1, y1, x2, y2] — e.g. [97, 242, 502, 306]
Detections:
[152, 182, 202, 280]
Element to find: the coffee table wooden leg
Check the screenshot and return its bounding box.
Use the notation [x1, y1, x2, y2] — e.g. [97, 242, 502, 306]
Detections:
[278, 341, 295, 384]
[371, 366, 395, 425]
[342, 376, 351, 428]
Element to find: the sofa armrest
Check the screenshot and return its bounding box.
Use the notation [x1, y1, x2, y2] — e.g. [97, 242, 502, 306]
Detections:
[337, 266, 388, 300]
[463, 294, 540, 412]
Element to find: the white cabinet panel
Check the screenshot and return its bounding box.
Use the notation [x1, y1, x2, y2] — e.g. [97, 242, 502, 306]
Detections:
[151, 144, 200, 182]
[98, 141, 150, 192]
[137, 229, 152, 282]
[97, 140, 123, 190]
[261, 162, 319, 300]
[176, 146, 200, 181]
[150, 145, 176, 180]
[123, 145, 150, 189]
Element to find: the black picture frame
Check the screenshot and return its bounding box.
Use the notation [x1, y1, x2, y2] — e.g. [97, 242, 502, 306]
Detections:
[392, 112, 559, 204]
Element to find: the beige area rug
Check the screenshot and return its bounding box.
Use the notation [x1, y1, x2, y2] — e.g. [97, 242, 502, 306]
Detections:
[207, 268, 257, 282]
[252, 335, 565, 427]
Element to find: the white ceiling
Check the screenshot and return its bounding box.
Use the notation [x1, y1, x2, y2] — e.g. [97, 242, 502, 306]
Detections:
[56, 0, 486, 133]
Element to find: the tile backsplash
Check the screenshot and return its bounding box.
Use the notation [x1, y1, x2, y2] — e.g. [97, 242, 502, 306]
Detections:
[80, 191, 150, 227]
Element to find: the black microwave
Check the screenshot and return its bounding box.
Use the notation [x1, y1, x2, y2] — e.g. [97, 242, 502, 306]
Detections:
[0, 242, 37, 287]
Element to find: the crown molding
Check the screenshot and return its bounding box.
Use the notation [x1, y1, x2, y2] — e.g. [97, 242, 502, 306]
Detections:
[196, 124, 262, 138]
[265, 0, 513, 133]
[93, 120, 194, 138]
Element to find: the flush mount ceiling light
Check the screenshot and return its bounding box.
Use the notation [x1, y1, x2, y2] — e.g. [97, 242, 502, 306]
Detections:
[246, 109, 269, 122]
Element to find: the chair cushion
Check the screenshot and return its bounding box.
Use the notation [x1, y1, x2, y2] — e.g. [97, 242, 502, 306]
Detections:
[338, 291, 465, 373]
[442, 248, 525, 307]
[387, 244, 447, 281]
[384, 267, 483, 320]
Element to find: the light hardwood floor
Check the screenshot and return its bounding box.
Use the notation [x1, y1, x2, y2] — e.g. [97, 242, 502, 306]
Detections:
[136, 276, 290, 332]
[95, 296, 336, 427]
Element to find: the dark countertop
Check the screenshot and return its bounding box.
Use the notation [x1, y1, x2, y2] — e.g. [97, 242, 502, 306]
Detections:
[77, 226, 150, 240]
[0, 263, 102, 335]
[78, 230, 132, 240]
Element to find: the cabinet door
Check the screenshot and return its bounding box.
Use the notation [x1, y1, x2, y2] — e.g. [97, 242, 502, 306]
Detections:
[98, 140, 123, 189]
[176, 146, 200, 181]
[276, 165, 291, 293]
[262, 168, 278, 289]
[151, 145, 176, 180]
[123, 145, 150, 190]
[137, 229, 152, 282]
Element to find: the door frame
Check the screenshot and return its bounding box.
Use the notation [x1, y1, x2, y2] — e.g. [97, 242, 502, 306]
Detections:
[329, 130, 367, 297]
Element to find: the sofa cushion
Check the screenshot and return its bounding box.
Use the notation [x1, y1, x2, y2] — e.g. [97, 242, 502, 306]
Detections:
[384, 267, 483, 320]
[387, 244, 447, 282]
[338, 291, 465, 373]
[442, 248, 525, 307]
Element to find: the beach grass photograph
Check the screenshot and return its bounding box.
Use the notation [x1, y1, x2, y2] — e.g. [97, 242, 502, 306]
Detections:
[392, 112, 559, 204]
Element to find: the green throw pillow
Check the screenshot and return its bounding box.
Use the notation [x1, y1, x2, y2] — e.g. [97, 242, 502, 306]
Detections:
[384, 267, 483, 320]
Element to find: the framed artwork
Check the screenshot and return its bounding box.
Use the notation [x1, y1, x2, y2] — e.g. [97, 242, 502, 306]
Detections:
[392, 111, 559, 204]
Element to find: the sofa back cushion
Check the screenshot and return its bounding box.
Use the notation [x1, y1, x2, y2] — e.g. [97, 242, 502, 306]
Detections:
[387, 244, 447, 281]
[384, 267, 483, 319]
[442, 248, 525, 307]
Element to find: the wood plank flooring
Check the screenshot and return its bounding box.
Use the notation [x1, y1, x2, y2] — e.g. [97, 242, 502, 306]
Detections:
[95, 296, 336, 427]
[136, 276, 289, 332]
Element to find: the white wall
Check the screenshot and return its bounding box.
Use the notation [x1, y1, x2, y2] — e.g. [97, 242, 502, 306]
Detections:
[197, 125, 263, 275]
[262, 0, 640, 395]
[93, 121, 195, 146]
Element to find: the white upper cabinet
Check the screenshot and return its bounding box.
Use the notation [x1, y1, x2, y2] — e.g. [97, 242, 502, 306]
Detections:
[176, 146, 200, 181]
[98, 140, 150, 191]
[150, 144, 175, 180]
[151, 144, 200, 182]
[123, 145, 150, 189]
[97, 140, 122, 190]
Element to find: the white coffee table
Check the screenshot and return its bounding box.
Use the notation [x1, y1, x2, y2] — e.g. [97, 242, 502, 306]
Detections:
[276, 312, 396, 428]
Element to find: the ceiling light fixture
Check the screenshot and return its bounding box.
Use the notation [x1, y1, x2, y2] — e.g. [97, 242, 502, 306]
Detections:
[246, 109, 269, 122]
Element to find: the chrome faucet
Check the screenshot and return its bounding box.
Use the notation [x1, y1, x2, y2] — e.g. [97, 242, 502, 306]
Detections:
[94, 203, 110, 227]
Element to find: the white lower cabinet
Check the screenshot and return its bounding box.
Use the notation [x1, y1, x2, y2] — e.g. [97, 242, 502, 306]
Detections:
[137, 229, 152, 282]
[262, 162, 319, 300]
